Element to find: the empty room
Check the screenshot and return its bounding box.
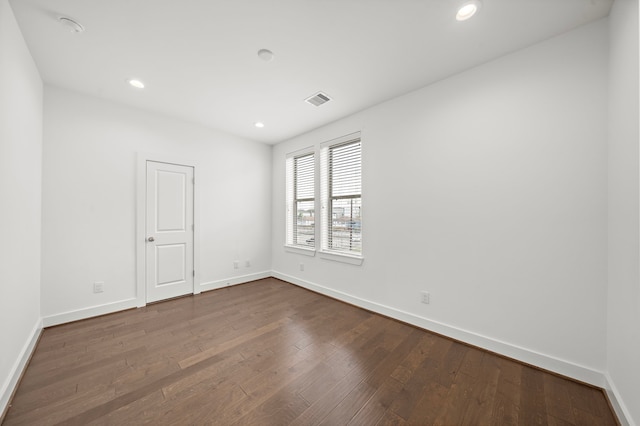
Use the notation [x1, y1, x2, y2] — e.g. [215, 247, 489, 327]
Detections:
[1, 0, 638, 424]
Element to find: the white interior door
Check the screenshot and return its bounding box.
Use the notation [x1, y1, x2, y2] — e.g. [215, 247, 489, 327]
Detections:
[146, 161, 194, 303]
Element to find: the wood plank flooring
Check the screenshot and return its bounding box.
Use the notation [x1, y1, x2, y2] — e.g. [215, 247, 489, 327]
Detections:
[3, 278, 618, 425]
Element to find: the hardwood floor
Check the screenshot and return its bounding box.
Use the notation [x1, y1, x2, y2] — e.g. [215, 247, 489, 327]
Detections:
[3, 278, 618, 425]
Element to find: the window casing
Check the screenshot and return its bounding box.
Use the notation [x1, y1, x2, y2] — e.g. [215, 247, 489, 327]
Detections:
[320, 135, 362, 257]
[286, 151, 315, 249]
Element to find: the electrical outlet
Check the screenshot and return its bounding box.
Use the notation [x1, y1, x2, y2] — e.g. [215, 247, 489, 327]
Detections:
[93, 281, 104, 293]
[299, 263, 304, 271]
[245, 260, 251, 268]
[420, 291, 430, 304]
[234, 261, 239, 269]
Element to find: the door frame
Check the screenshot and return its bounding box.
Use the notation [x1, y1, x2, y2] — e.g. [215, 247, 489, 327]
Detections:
[136, 152, 201, 307]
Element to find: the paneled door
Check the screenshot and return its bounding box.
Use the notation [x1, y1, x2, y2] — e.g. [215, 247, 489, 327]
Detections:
[146, 161, 194, 303]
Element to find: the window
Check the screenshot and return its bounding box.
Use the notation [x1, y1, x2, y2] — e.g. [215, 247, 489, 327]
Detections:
[321, 134, 362, 257]
[286, 150, 315, 249]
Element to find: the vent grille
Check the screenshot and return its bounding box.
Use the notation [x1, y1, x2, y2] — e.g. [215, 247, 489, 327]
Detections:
[305, 92, 332, 107]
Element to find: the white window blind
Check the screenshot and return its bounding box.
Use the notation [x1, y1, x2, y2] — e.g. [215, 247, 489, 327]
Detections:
[286, 151, 315, 248]
[321, 135, 362, 256]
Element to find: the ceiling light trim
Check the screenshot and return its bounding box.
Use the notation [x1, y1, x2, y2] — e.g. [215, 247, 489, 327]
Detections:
[456, 0, 482, 21]
[127, 79, 145, 89]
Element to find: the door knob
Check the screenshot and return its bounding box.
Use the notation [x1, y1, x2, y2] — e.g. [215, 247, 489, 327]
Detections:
[147, 237, 155, 242]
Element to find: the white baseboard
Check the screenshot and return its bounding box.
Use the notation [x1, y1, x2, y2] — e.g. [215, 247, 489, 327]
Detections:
[272, 271, 606, 388]
[42, 298, 139, 327]
[604, 373, 634, 426]
[1, 319, 42, 420]
[42, 272, 272, 327]
[200, 271, 272, 293]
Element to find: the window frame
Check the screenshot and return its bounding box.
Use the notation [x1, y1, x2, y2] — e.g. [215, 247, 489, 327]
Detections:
[285, 146, 317, 255]
[319, 132, 363, 264]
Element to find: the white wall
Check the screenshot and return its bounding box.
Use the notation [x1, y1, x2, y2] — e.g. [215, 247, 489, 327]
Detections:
[272, 20, 609, 385]
[0, 0, 43, 416]
[41, 87, 272, 322]
[607, 0, 640, 424]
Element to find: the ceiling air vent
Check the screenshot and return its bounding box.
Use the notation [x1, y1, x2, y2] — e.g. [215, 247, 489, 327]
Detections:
[305, 92, 332, 107]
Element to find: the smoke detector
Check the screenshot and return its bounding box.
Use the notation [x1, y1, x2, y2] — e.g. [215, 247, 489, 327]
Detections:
[257, 49, 275, 62]
[305, 92, 332, 107]
[58, 16, 84, 33]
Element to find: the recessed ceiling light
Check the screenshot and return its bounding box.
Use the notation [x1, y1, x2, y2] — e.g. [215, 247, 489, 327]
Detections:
[254, 122, 265, 128]
[456, 0, 481, 21]
[58, 16, 84, 33]
[127, 79, 145, 89]
[257, 49, 275, 62]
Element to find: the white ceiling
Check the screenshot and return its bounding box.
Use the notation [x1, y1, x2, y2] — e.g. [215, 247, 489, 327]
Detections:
[10, 0, 613, 144]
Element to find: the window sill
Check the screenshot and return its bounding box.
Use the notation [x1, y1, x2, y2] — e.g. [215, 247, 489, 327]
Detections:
[284, 245, 316, 257]
[319, 251, 364, 266]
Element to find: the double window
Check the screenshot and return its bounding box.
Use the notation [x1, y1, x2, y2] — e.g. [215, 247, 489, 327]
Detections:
[286, 133, 362, 260]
